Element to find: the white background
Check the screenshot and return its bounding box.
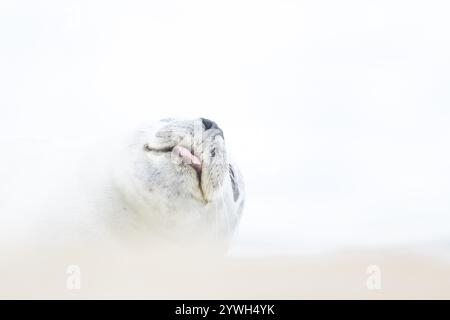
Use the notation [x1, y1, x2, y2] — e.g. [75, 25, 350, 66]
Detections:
[1, 0, 450, 255]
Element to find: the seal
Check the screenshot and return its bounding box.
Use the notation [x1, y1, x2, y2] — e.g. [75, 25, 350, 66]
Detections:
[106, 117, 245, 246]
[0, 117, 245, 249]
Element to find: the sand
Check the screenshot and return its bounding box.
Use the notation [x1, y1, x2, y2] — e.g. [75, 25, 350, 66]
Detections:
[1, 245, 449, 299]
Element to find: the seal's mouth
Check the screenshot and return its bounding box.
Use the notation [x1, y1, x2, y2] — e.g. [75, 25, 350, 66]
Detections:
[172, 145, 202, 174]
[143, 144, 202, 174]
[144, 143, 206, 200]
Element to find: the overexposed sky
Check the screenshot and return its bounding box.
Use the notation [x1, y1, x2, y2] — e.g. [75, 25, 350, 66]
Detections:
[1, 0, 450, 254]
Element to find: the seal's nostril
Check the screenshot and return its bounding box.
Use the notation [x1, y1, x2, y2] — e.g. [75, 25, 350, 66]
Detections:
[201, 117, 224, 139]
[201, 118, 217, 131]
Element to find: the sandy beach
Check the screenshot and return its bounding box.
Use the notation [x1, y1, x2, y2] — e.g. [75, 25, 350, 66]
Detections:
[1, 246, 449, 299]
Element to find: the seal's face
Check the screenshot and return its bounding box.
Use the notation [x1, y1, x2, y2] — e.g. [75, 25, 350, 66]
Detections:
[115, 117, 244, 243]
[137, 117, 229, 203]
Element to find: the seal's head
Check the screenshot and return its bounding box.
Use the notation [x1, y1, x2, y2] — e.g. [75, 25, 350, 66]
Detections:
[117, 117, 244, 242]
[140, 117, 230, 202]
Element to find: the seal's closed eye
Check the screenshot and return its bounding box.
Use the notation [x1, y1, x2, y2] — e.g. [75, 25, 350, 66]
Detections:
[143, 144, 173, 153]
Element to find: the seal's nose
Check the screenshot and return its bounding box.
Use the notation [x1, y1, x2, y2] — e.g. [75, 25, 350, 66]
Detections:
[201, 118, 224, 138]
[201, 118, 218, 130]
